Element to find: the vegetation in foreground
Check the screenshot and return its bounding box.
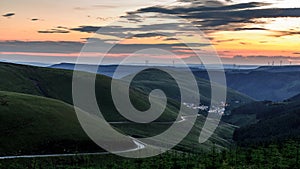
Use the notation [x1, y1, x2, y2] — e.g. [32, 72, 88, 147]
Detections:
[0, 140, 299, 169]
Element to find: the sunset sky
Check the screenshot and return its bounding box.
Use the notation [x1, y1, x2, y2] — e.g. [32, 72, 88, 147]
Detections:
[1, 0, 300, 65]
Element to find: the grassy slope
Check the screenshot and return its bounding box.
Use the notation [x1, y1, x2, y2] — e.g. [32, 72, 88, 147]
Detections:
[0, 91, 103, 156]
[0, 63, 179, 122]
[0, 63, 73, 103]
[0, 63, 253, 108]
[193, 68, 300, 101]
[0, 90, 236, 156]
[231, 97, 300, 145]
[225, 71, 300, 101]
[129, 68, 253, 108]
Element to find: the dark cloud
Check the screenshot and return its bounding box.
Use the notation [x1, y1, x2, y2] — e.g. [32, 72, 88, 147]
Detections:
[70, 25, 133, 38]
[131, 2, 300, 32]
[70, 26, 101, 33]
[0, 41, 83, 53]
[0, 39, 209, 56]
[135, 2, 270, 14]
[70, 23, 183, 34]
[38, 29, 70, 34]
[120, 14, 142, 23]
[68, 23, 187, 39]
[203, 0, 224, 7]
[215, 38, 239, 43]
[2, 13, 15, 17]
[0, 39, 213, 65]
[183, 8, 300, 28]
[133, 32, 174, 38]
[234, 27, 268, 31]
[164, 38, 178, 41]
[57, 26, 69, 29]
[89, 41, 210, 55]
[269, 30, 300, 37]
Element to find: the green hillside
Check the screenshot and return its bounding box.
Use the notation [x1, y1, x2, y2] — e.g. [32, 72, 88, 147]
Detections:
[0, 90, 237, 156]
[231, 97, 300, 145]
[0, 62, 249, 155]
[127, 68, 253, 109]
[0, 63, 253, 108]
[0, 91, 103, 156]
[0, 63, 73, 103]
[0, 63, 178, 122]
[194, 68, 300, 101]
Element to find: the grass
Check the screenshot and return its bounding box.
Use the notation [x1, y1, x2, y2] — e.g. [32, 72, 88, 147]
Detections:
[0, 91, 103, 156]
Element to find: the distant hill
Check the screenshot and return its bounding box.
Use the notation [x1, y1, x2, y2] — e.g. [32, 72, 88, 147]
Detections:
[193, 65, 300, 101]
[52, 63, 300, 101]
[230, 97, 300, 145]
[50, 63, 176, 79]
[125, 68, 253, 105]
[286, 93, 300, 102]
[254, 65, 300, 73]
[50, 63, 118, 78]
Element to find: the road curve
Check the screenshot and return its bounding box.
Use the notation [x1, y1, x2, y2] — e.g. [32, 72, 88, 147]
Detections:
[0, 138, 146, 160]
[0, 115, 197, 160]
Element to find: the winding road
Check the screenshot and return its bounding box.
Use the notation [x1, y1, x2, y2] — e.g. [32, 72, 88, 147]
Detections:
[0, 139, 146, 160]
[0, 115, 196, 160]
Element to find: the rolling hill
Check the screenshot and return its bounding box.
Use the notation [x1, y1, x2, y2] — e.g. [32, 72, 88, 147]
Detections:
[0, 91, 103, 156]
[230, 94, 300, 145]
[51, 63, 300, 101]
[0, 62, 253, 118]
[193, 66, 300, 101]
[0, 90, 239, 156]
[127, 68, 253, 110]
[0, 62, 253, 155]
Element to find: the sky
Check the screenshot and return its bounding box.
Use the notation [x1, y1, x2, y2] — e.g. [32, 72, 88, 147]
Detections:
[1, 0, 300, 65]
